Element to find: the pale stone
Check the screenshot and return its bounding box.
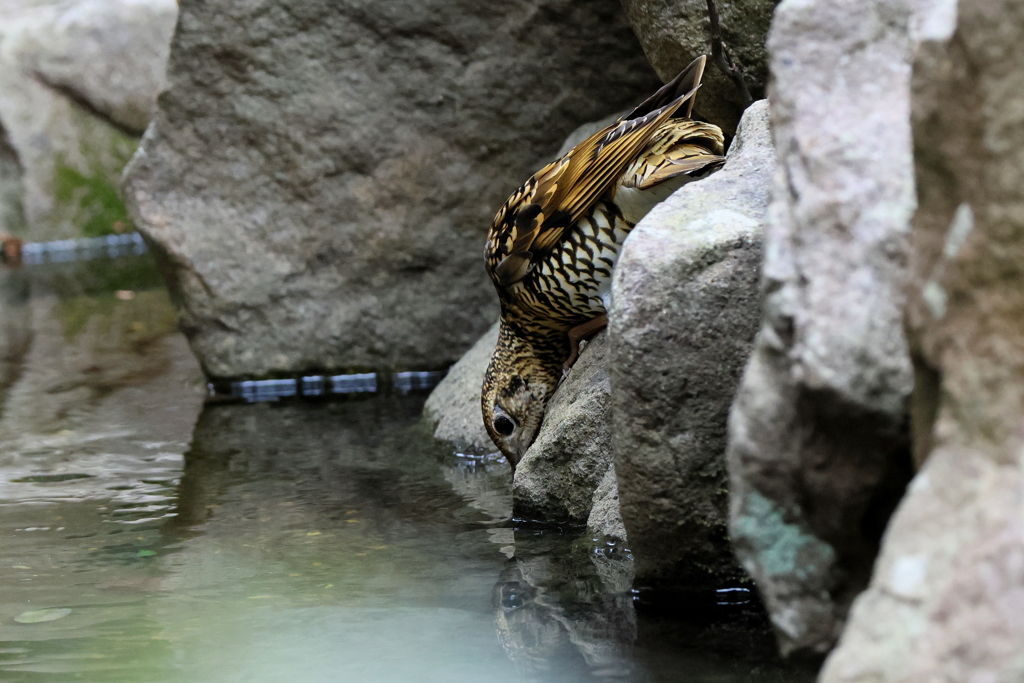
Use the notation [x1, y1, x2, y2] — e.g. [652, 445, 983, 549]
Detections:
[586, 466, 627, 543]
[820, 1, 1024, 680]
[724, 0, 946, 656]
[0, 0, 176, 240]
[611, 100, 771, 592]
[513, 331, 611, 527]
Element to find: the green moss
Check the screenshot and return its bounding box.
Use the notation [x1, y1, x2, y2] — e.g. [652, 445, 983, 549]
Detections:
[53, 161, 130, 237]
[48, 116, 139, 238]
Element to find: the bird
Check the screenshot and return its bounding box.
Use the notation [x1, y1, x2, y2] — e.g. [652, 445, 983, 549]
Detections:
[481, 56, 727, 469]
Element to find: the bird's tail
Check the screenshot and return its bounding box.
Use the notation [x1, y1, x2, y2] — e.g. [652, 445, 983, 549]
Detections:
[621, 55, 707, 123]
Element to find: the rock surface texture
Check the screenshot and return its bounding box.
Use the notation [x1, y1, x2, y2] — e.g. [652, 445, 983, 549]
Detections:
[0, 0, 177, 240]
[725, 0, 935, 657]
[512, 332, 612, 529]
[123, 0, 661, 379]
[610, 100, 771, 593]
[820, 2, 1024, 681]
[620, 0, 778, 133]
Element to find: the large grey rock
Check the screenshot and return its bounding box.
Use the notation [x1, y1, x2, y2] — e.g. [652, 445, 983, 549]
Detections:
[0, 0, 177, 240]
[620, 0, 778, 133]
[513, 332, 611, 527]
[123, 0, 661, 380]
[586, 466, 627, 543]
[725, 0, 948, 658]
[610, 100, 770, 593]
[821, 2, 1024, 681]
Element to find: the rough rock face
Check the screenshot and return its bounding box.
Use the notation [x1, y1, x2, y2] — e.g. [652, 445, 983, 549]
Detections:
[123, 0, 661, 379]
[585, 466, 627, 542]
[620, 0, 778, 132]
[513, 332, 611, 528]
[0, 0, 177, 240]
[725, 0, 939, 658]
[820, 2, 1024, 681]
[610, 101, 771, 592]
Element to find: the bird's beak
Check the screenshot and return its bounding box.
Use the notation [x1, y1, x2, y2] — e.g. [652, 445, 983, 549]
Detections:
[502, 440, 529, 475]
[512, 439, 531, 471]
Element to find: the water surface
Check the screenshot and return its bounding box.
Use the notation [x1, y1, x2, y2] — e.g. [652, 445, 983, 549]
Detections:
[0, 256, 809, 682]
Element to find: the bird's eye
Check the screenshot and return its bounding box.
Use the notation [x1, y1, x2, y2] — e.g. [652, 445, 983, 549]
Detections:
[493, 415, 516, 436]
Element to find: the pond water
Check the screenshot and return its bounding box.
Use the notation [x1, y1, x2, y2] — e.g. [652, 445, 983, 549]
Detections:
[0, 253, 812, 683]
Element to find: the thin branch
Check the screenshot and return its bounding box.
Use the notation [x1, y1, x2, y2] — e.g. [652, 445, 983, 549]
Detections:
[706, 0, 753, 109]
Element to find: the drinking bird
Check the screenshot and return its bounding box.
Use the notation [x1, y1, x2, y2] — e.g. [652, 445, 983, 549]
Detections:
[482, 56, 726, 468]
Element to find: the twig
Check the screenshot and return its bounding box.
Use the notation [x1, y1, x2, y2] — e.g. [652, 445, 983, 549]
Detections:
[706, 0, 753, 109]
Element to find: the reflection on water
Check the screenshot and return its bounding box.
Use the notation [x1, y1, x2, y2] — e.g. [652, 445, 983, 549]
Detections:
[0, 257, 812, 683]
[495, 533, 638, 681]
[0, 268, 30, 415]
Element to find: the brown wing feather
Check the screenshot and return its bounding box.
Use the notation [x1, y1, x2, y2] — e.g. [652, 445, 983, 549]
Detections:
[548, 95, 696, 225]
[618, 54, 708, 124]
[486, 56, 714, 289]
[487, 94, 700, 286]
[622, 120, 727, 191]
[636, 155, 725, 190]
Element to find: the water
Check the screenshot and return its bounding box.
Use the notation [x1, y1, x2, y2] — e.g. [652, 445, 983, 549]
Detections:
[0, 255, 811, 683]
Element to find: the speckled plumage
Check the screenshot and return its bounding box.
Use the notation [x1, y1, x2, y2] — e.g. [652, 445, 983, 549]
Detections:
[482, 56, 726, 467]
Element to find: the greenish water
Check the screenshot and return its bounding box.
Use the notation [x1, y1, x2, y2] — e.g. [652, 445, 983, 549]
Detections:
[0, 257, 809, 683]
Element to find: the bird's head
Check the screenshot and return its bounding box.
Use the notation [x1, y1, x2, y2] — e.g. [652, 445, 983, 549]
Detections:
[481, 322, 563, 471]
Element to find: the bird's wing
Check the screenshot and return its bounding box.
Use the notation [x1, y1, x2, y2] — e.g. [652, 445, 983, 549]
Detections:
[621, 120, 727, 191]
[487, 57, 710, 288]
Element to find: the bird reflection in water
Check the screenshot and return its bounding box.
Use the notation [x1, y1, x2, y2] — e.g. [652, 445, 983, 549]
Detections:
[494, 534, 639, 681]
